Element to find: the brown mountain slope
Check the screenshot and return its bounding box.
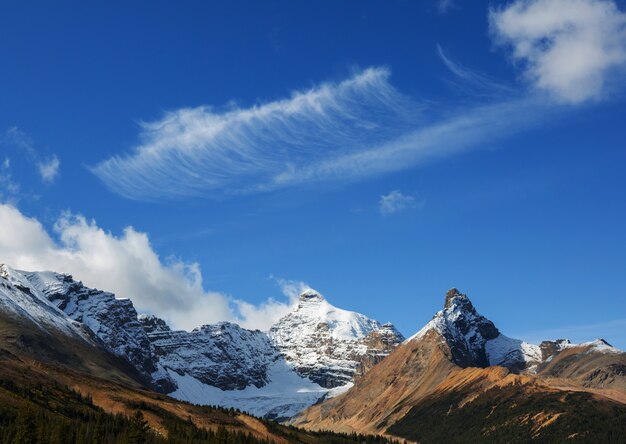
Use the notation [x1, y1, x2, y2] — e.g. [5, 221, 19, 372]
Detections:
[0, 288, 400, 443]
[294, 339, 626, 441]
[387, 366, 626, 443]
[537, 342, 626, 391]
[0, 310, 147, 388]
[0, 354, 292, 442]
[293, 290, 626, 441]
[0, 307, 283, 441]
[292, 329, 457, 434]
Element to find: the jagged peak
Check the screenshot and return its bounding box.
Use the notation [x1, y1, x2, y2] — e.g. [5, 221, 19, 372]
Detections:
[443, 288, 476, 314]
[138, 314, 171, 333]
[298, 289, 324, 303]
[193, 321, 254, 334]
[0, 263, 17, 279]
[408, 288, 499, 367]
[444, 288, 462, 307]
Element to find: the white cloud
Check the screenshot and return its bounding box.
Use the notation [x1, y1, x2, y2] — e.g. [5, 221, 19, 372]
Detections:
[235, 278, 310, 331]
[490, 0, 626, 103]
[0, 204, 299, 331]
[91, 67, 419, 200]
[379, 190, 417, 215]
[38, 155, 60, 183]
[92, 66, 557, 201]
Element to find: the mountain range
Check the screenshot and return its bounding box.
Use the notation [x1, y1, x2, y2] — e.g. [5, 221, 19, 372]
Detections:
[1, 263, 625, 441]
[0, 264, 403, 419]
[293, 289, 626, 441]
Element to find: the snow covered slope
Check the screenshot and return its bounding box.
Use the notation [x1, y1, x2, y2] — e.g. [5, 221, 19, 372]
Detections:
[2, 268, 403, 418]
[268, 289, 404, 388]
[23, 270, 159, 382]
[408, 289, 546, 372]
[0, 265, 93, 341]
[408, 288, 620, 374]
[140, 317, 278, 390]
[139, 315, 336, 419]
[138, 289, 404, 417]
[167, 360, 329, 419]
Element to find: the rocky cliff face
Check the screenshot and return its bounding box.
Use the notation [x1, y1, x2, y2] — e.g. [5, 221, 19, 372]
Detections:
[2, 266, 403, 417]
[0, 265, 149, 387]
[267, 290, 404, 388]
[23, 270, 158, 381]
[410, 288, 543, 372]
[409, 288, 500, 368]
[139, 316, 279, 390]
[0, 265, 94, 342]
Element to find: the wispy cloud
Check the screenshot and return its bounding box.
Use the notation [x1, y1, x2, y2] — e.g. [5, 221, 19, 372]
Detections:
[0, 158, 20, 203]
[92, 65, 557, 201]
[37, 155, 60, 184]
[91, 68, 419, 200]
[379, 190, 418, 215]
[1, 127, 61, 190]
[0, 204, 306, 331]
[4, 127, 37, 158]
[436, 0, 456, 14]
[91, 2, 626, 201]
[490, 0, 626, 103]
[436, 45, 516, 97]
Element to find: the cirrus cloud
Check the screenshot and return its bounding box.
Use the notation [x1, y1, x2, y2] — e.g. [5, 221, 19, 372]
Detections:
[91, 68, 419, 201]
[91, 66, 555, 201]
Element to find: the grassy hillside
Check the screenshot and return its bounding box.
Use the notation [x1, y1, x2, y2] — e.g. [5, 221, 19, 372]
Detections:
[0, 356, 400, 444]
[388, 375, 626, 443]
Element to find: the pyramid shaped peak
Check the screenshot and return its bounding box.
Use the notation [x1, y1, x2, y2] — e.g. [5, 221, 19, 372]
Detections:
[444, 288, 473, 310]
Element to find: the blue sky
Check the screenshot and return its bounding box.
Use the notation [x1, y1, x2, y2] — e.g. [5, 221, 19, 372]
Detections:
[1, 0, 626, 348]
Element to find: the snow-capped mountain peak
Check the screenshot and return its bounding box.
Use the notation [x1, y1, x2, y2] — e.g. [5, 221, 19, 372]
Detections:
[298, 288, 325, 303]
[408, 289, 544, 370]
[21, 269, 159, 381]
[268, 289, 404, 388]
[409, 288, 500, 367]
[287, 288, 383, 341]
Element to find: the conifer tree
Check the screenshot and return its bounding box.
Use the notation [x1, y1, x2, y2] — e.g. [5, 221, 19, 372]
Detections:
[127, 410, 149, 444]
[12, 404, 37, 444]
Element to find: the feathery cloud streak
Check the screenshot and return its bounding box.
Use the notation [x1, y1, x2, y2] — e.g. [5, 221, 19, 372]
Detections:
[93, 66, 553, 200]
[92, 68, 419, 200]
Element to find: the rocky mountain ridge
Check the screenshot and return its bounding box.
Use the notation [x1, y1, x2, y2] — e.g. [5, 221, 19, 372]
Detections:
[0, 265, 404, 418]
[2, 263, 624, 429]
[292, 288, 626, 440]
